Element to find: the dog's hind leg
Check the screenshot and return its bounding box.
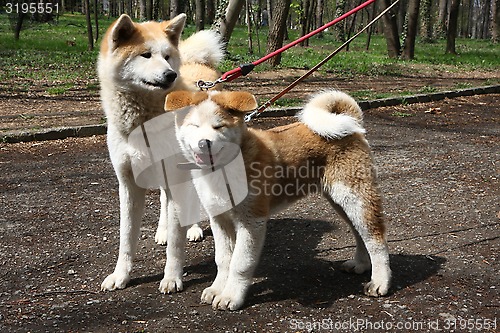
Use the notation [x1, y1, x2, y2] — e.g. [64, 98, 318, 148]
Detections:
[155, 188, 169, 245]
[102, 172, 146, 291]
[325, 182, 391, 297]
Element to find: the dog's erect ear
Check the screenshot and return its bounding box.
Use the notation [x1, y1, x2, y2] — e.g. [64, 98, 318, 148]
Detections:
[163, 14, 186, 47]
[165, 91, 209, 111]
[109, 14, 136, 50]
[210, 92, 258, 113]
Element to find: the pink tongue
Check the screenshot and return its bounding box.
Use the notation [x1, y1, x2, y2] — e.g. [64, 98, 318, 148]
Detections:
[195, 153, 211, 165]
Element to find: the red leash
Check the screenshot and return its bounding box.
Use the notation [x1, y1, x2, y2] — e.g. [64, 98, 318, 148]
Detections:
[197, 0, 377, 89]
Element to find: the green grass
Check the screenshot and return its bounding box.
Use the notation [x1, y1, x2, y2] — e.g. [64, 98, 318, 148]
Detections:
[0, 13, 499, 97]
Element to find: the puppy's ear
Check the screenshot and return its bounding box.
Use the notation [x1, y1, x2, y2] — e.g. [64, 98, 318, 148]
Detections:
[108, 14, 136, 50]
[163, 14, 186, 47]
[211, 92, 257, 113]
[165, 91, 209, 111]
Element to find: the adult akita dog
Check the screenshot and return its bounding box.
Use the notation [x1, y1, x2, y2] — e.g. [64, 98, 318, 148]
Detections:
[98, 14, 224, 292]
[165, 90, 392, 310]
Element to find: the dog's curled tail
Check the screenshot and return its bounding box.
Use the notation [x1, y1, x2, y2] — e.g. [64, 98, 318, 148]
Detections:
[297, 90, 366, 139]
[179, 30, 225, 67]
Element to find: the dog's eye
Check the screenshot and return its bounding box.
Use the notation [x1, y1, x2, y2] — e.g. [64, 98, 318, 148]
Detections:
[213, 124, 225, 130]
[164, 55, 170, 61]
[189, 123, 199, 128]
[141, 52, 152, 59]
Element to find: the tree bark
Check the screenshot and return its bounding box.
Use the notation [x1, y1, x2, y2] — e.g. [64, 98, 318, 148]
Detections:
[14, 13, 26, 40]
[195, 0, 205, 31]
[402, 0, 420, 59]
[218, 0, 246, 43]
[492, 0, 500, 42]
[85, 0, 94, 50]
[381, 0, 401, 57]
[266, 0, 291, 66]
[446, 0, 461, 53]
[420, 0, 432, 42]
[436, 0, 448, 37]
[207, 0, 216, 24]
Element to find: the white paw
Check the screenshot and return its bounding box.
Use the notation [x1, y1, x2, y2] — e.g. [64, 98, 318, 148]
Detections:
[212, 293, 245, 311]
[341, 259, 371, 274]
[101, 272, 130, 291]
[201, 286, 221, 305]
[159, 276, 183, 294]
[186, 225, 203, 242]
[155, 227, 168, 245]
[364, 279, 390, 297]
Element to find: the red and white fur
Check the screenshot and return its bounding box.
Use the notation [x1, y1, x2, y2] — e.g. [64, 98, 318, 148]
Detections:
[165, 90, 391, 310]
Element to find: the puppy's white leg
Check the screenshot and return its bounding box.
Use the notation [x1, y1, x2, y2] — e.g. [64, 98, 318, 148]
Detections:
[101, 174, 146, 291]
[211, 219, 267, 311]
[155, 188, 169, 245]
[327, 183, 391, 296]
[201, 216, 235, 305]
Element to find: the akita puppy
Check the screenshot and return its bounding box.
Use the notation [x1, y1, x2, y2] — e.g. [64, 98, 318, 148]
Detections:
[98, 14, 224, 292]
[165, 90, 392, 310]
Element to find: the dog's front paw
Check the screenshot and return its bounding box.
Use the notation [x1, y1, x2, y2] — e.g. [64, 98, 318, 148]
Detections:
[212, 293, 244, 311]
[201, 286, 221, 304]
[341, 259, 371, 274]
[187, 225, 204, 242]
[159, 276, 183, 294]
[101, 272, 130, 291]
[364, 279, 390, 297]
[155, 227, 168, 245]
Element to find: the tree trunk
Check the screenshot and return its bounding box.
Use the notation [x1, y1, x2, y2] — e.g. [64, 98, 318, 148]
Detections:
[139, 0, 146, 20]
[381, 0, 401, 57]
[402, 0, 420, 59]
[266, 0, 291, 66]
[436, 0, 448, 37]
[316, 0, 324, 29]
[246, 0, 253, 53]
[94, 0, 99, 41]
[170, 0, 181, 18]
[195, 0, 205, 31]
[85, 0, 94, 50]
[335, 0, 346, 42]
[218, 0, 245, 43]
[492, 0, 500, 42]
[207, 0, 216, 24]
[14, 13, 26, 40]
[420, 0, 432, 42]
[267, 0, 273, 27]
[446, 0, 460, 53]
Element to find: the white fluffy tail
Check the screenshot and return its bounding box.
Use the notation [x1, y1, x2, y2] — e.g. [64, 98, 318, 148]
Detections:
[179, 30, 225, 67]
[297, 90, 365, 139]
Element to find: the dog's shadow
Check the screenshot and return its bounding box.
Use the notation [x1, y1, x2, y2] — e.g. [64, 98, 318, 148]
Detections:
[247, 218, 446, 308]
[129, 217, 445, 309]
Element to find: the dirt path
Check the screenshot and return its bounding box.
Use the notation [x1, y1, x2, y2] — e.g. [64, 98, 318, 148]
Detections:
[0, 94, 498, 332]
[1, 68, 498, 136]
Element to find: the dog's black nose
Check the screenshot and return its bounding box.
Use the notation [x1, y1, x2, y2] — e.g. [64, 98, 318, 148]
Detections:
[164, 70, 177, 83]
[198, 139, 212, 153]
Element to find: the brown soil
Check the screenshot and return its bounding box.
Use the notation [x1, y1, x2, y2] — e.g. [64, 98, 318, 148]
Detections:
[0, 67, 498, 135]
[0, 69, 499, 332]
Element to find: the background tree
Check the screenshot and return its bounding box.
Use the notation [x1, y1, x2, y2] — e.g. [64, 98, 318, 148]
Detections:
[446, 0, 461, 53]
[381, 0, 401, 57]
[401, 0, 420, 59]
[492, 0, 500, 42]
[195, 0, 205, 30]
[266, 0, 292, 66]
